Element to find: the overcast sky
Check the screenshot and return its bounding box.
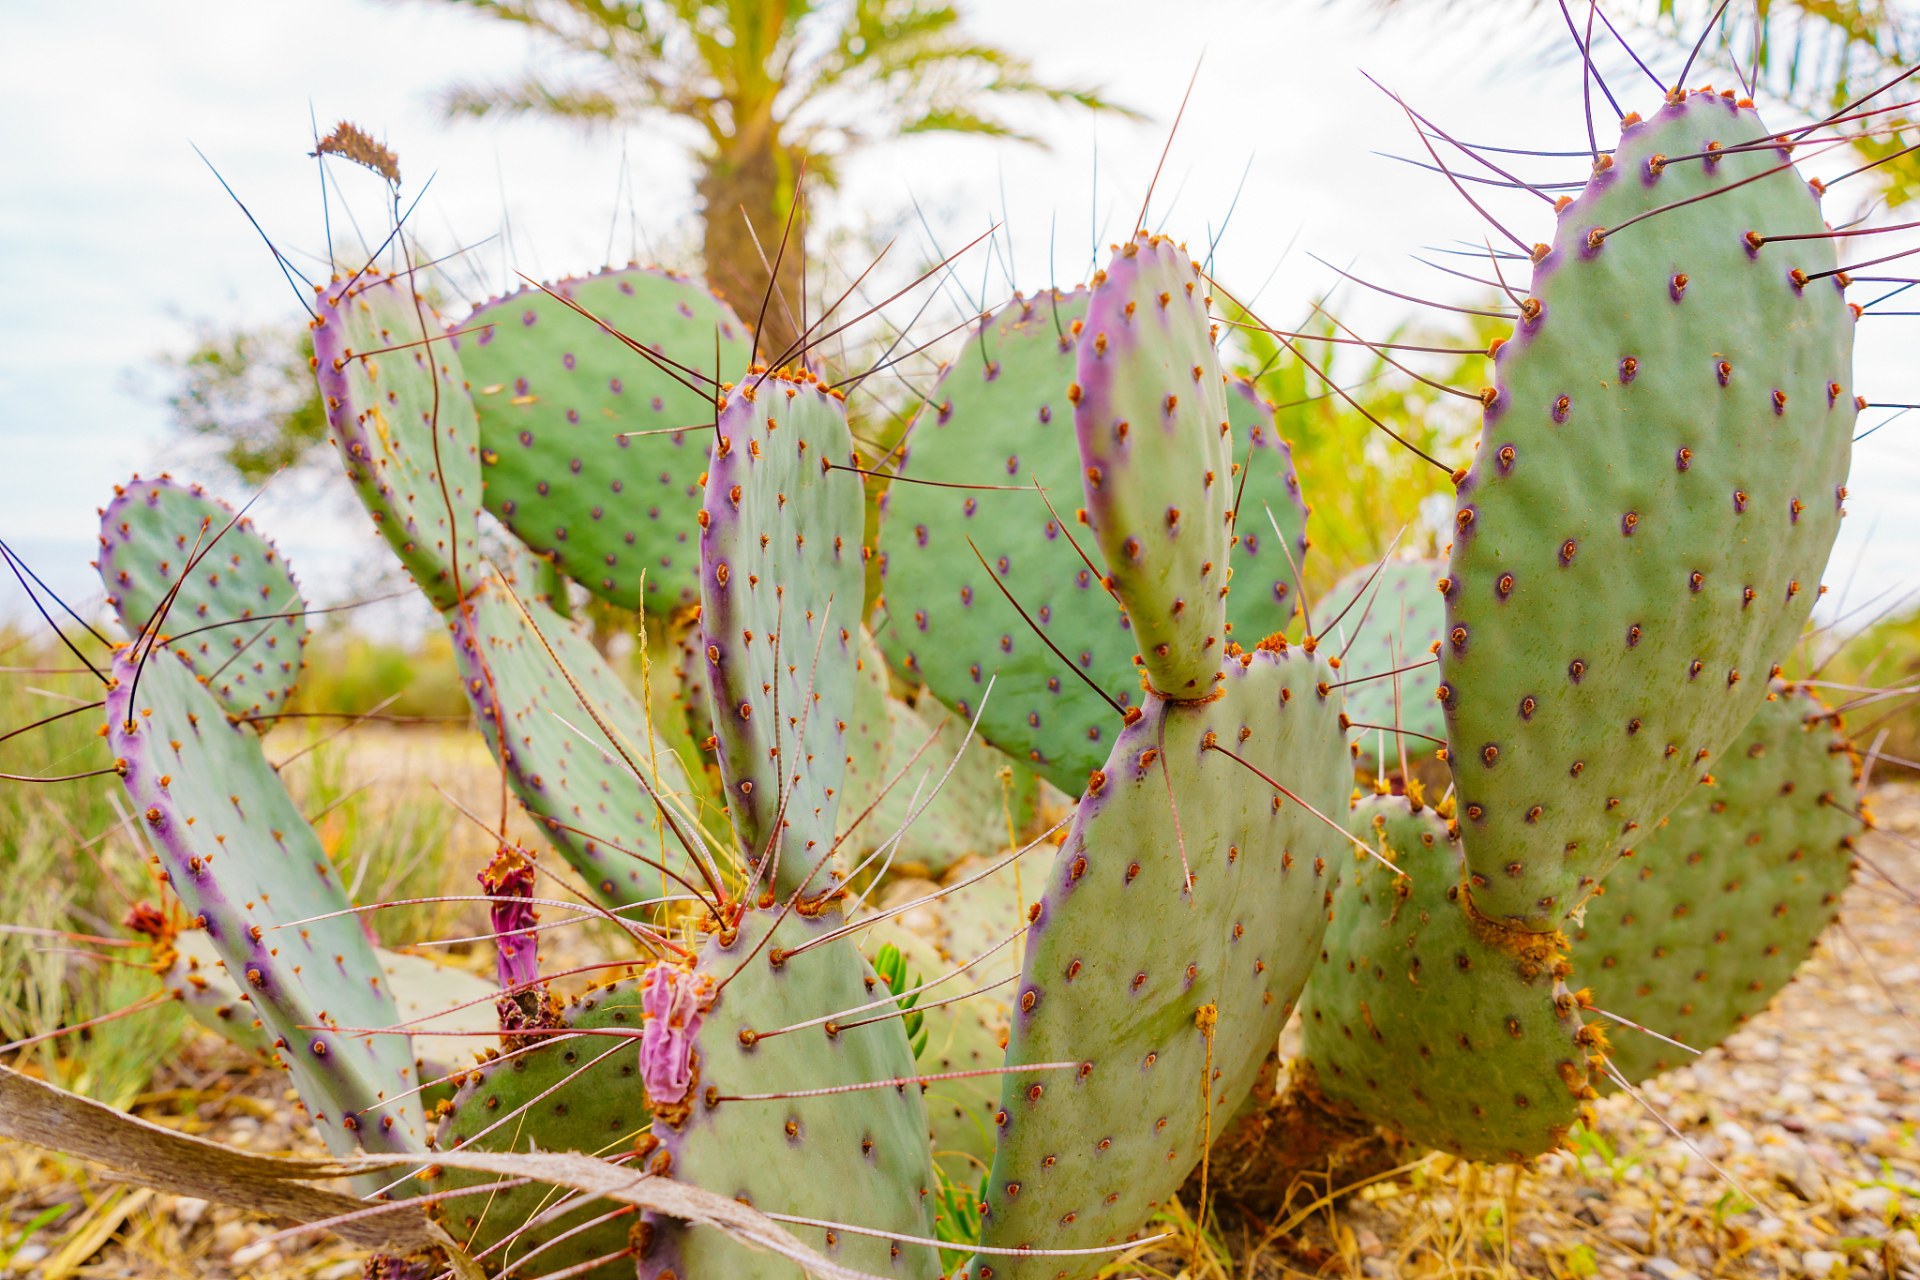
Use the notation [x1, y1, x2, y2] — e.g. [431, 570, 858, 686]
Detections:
[4, 0, 1914, 638]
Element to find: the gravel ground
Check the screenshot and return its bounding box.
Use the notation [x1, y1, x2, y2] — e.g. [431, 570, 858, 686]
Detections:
[2, 784, 1916, 1280]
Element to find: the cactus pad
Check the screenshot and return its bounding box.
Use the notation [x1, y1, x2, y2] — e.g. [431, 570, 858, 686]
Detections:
[431, 978, 653, 1278]
[1223, 378, 1312, 643]
[456, 267, 753, 612]
[698, 372, 865, 899]
[642, 910, 941, 1280]
[450, 576, 702, 909]
[1442, 94, 1855, 929]
[851, 699, 1039, 879]
[1074, 233, 1234, 698]
[1313, 559, 1448, 773]
[970, 645, 1345, 1277]
[107, 647, 420, 1158]
[313, 272, 482, 611]
[1303, 796, 1592, 1163]
[163, 931, 496, 1082]
[835, 628, 899, 856]
[1572, 686, 1857, 1084]
[876, 290, 1139, 792]
[97, 475, 308, 721]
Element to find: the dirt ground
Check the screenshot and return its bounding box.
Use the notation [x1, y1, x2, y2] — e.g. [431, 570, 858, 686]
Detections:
[2, 783, 1916, 1280]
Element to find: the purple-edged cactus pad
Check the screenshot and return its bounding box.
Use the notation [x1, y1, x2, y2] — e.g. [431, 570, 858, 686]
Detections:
[875, 290, 1138, 793]
[106, 645, 421, 1167]
[312, 272, 482, 611]
[1573, 685, 1859, 1084]
[1074, 233, 1234, 699]
[1442, 94, 1854, 930]
[1313, 558, 1448, 774]
[698, 371, 865, 900]
[1223, 377, 1312, 644]
[455, 266, 754, 612]
[97, 475, 309, 722]
[450, 576, 699, 910]
[1305, 796, 1592, 1163]
[969, 642, 1346, 1278]
[639, 908, 942, 1280]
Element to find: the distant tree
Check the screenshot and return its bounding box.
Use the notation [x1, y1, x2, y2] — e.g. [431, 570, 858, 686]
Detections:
[397, 0, 1139, 355]
[152, 321, 327, 484]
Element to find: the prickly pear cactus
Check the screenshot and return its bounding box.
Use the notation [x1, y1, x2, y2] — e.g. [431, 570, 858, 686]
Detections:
[1074, 232, 1234, 699]
[107, 647, 422, 1162]
[876, 288, 1306, 793]
[876, 290, 1141, 792]
[313, 273, 483, 611]
[698, 371, 865, 899]
[1223, 377, 1311, 643]
[970, 644, 1346, 1277]
[1313, 559, 1448, 774]
[850, 699, 1040, 880]
[449, 576, 702, 909]
[1303, 796, 1594, 1163]
[641, 911, 943, 1280]
[922, 858, 1027, 1183]
[455, 267, 754, 612]
[1572, 686, 1858, 1083]
[96, 475, 309, 721]
[1442, 93, 1855, 930]
[430, 979, 654, 1278]
[835, 628, 899, 853]
[161, 930, 497, 1082]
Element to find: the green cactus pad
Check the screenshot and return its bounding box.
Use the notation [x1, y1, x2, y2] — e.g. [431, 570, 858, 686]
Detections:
[1303, 796, 1592, 1163]
[456, 267, 754, 613]
[450, 576, 705, 910]
[164, 931, 496, 1081]
[1224, 378, 1312, 643]
[1442, 94, 1855, 930]
[643, 909, 941, 1280]
[431, 978, 653, 1279]
[1572, 686, 1857, 1084]
[96, 476, 309, 721]
[926, 858, 1028, 1183]
[876, 289, 1141, 794]
[698, 371, 866, 899]
[969, 644, 1345, 1277]
[160, 928, 273, 1058]
[876, 288, 1303, 795]
[107, 647, 421, 1161]
[313, 273, 483, 612]
[850, 698, 1038, 879]
[1313, 559, 1448, 773]
[1074, 233, 1234, 699]
[835, 628, 899, 855]
[855, 914, 1005, 1185]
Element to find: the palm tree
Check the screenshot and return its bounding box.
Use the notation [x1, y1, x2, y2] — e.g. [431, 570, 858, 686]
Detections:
[399, 0, 1139, 356]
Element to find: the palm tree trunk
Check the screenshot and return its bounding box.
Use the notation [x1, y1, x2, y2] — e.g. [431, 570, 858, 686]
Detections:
[698, 142, 806, 365]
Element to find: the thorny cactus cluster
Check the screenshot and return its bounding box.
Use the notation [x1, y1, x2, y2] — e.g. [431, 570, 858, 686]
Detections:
[5, 59, 1903, 1280]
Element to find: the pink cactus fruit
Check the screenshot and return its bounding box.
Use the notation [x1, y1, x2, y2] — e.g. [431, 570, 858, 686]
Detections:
[639, 963, 713, 1106]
